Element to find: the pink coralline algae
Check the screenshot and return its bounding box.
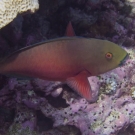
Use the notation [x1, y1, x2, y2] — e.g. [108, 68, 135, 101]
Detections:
[41, 95, 135, 135]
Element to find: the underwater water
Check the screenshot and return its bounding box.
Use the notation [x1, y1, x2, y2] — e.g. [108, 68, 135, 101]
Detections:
[0, 0, 135, 135]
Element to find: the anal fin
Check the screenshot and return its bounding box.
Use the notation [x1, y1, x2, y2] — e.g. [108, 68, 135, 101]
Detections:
[66, 71, 92, 102]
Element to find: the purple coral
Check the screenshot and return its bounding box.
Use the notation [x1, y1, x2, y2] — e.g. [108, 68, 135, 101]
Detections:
[40, 94, 135, 135]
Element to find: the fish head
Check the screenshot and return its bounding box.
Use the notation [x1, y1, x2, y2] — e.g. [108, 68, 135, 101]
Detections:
[86, 39, 128, 75]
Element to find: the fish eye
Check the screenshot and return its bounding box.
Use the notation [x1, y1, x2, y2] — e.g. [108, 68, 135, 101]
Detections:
[105, 52, 113, 59]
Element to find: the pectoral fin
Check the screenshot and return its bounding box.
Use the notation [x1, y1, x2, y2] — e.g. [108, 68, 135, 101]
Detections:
[66, 71, 92, 101]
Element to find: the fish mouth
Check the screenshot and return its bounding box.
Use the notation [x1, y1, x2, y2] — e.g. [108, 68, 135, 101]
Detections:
[119, 53, 129, 66]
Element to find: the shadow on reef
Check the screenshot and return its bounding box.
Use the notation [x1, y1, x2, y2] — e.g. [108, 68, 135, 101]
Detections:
[42, 125, 82, 135]
[0, 107, 15, 134]
[36, 110, 53, 132]
[118, 124, 135, 135]
[35, 89, 69, 108]
[0, 76, 8, 90]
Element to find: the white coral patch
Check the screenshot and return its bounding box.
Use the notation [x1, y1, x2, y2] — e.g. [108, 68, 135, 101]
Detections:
[0, 0, 39, 29]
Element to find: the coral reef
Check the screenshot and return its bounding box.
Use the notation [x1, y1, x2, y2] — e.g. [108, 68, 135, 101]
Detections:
[8, 104, 37, 135]
[41, 95, 135, 135]
[1, 0, 135, 135]
[0, 0, 39, 29]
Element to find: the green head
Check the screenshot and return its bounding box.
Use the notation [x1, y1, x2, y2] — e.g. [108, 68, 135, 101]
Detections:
[85, 39, 128, 75]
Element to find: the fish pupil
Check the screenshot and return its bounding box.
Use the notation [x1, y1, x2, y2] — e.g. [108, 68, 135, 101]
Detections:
[105, 52, 113, 59]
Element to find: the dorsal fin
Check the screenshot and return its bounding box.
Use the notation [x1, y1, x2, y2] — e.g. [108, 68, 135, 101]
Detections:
[65, 21, 75, 36]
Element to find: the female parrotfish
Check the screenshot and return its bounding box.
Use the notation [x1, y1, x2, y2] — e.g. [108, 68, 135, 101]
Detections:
[0, 22, 128, 102]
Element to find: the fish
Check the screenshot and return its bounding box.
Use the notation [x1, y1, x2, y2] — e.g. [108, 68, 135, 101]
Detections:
[0, 22, 128, 102]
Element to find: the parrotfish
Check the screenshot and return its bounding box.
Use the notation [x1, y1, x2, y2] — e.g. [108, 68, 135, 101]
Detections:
[0, 22, 128, 102]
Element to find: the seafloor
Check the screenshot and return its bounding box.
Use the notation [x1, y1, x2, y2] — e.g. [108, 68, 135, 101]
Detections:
[0, 0, 135, 135]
